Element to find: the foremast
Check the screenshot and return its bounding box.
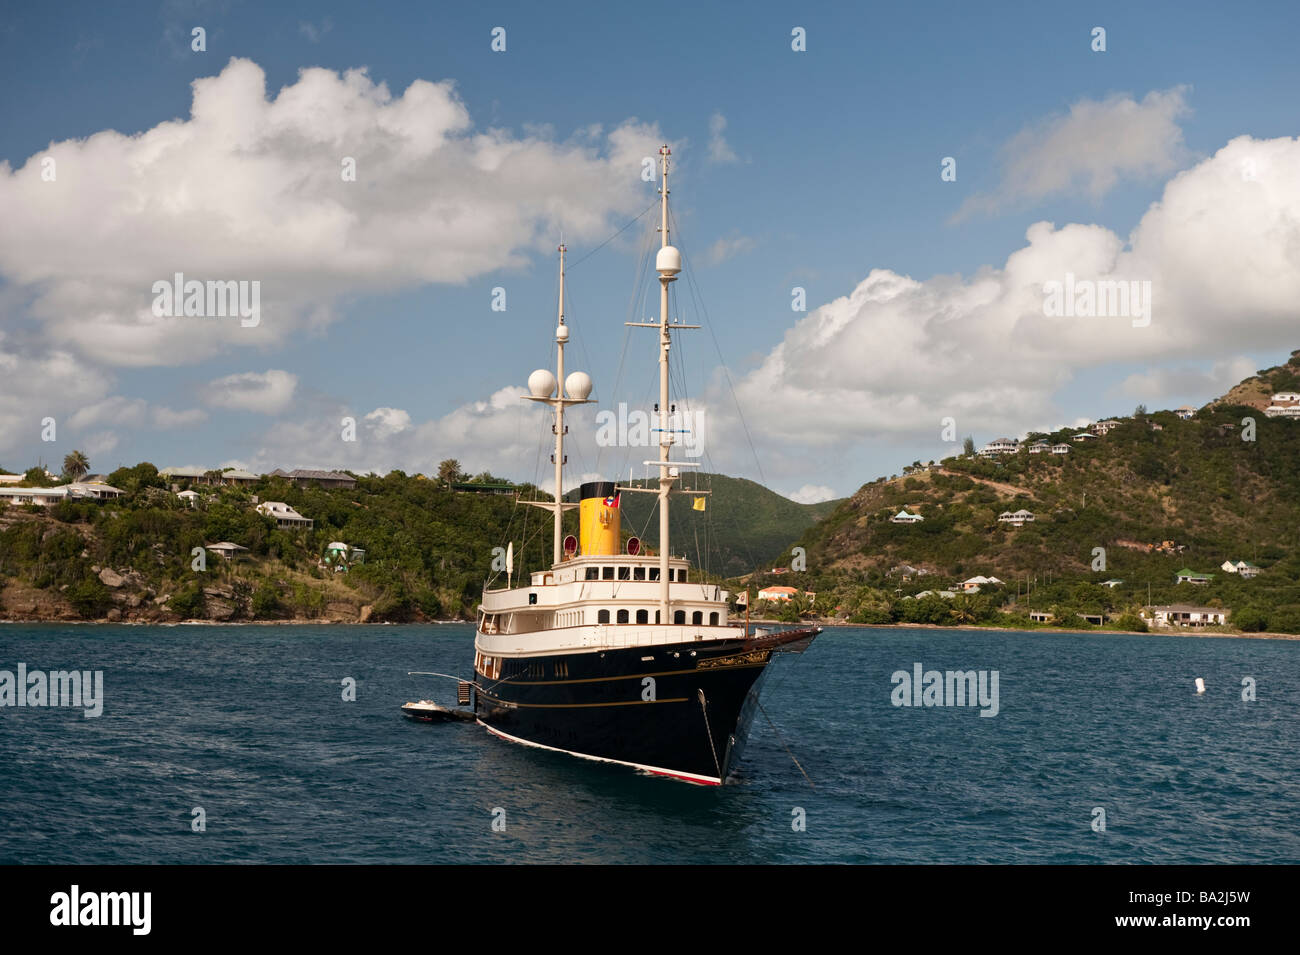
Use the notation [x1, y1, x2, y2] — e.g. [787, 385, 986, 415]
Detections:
[523, 244, 593, 565]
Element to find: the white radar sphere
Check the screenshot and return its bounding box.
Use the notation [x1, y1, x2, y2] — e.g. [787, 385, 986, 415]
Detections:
[656, 245, 682, 275]
[528, 369, 558, 398]
[556, 325, 569, 341]
[565, 371, 593, 400]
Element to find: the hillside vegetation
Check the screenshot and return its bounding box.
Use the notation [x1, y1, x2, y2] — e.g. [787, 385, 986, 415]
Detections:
[753, 351, 1300, 632]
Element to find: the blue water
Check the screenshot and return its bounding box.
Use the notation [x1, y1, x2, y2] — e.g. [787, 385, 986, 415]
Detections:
[1, 624, 1296, 864]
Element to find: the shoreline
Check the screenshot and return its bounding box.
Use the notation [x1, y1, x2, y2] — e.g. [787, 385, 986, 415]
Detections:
[2, 616, 1296, 641]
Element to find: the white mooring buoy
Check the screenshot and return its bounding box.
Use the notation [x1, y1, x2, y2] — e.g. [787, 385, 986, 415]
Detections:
[1194, 677, 1206, 695]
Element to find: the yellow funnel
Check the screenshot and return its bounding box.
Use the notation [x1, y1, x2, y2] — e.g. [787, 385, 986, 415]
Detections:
[579, 481, 620, 556]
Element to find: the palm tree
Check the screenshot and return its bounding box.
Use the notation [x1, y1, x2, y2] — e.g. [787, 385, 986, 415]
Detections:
[949, 594, 978, 625]
[437, 459, 461, 486]
[63, 450, 89, 482]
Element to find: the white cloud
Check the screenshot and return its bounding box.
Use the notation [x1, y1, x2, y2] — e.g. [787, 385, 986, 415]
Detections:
[711, 134, 1300, 480]
[956, 87, 1191, 219]
[66, 396, 208, 431]
[299, 18, 332, 43]
[152, 406, 209, 429]
[1119, 356, 1259, 400]
[702, 234, 756, 266]
[205, 369, 298, 414]
[707, 111, 737, 164]
[786, 484, 837, 504]
[0, 334, 113, 462]
[0, 57, 664, 369]
[364, 407, 411, 438]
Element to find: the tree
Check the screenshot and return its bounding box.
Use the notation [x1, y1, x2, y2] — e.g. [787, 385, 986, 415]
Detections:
[62, 451, 90, 482]
[23, 467, 55, 487]
[1134, 404, 1147, 417]
[437, 459, 462, 485]
[962, 436, 975, 456]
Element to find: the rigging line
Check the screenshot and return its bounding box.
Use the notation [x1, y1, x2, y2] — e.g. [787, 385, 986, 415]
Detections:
[567, 198, 659, 272]
[597, 217, 657, 475]
[755, 696, 815, 788]
[697, 689, 723, 781]
[669, 208, 768, 488]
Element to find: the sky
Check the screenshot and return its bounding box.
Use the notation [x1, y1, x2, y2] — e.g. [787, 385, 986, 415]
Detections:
[1, 1, 1298, 503]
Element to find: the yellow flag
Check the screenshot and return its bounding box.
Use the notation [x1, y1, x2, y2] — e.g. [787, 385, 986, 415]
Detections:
[693, 496, 706, 511]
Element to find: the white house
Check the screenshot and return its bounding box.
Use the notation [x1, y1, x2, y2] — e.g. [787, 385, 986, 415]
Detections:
[1091, 419, 1122, 435]
[1264, 405, 1300, 418]
[0, 486, 68, 507]
[978, 438, 1019, 457]
[958, 575, 1003, 593]
[206, 541, 250, 561]
[1051, 444, 1071, 454]
[1271, 392, 1300, 404]
[889, 510, 924, 523]
[162, 466, 260, 487]
[904, 590, 957, 600]
[1100, 579, 1124, 589]
[0, 481, 123, 506]
[1027, 440, 1050, 454]
[1220, 559, 1260, 578]
[1174, 406, 1196, 420]
[1175, 568, 1214, 585]
[756, 586, 814, 603]
[997, 508, 1035, 526]
[66, 481, 125, 500]
[177, 489, 201, 507]
[1072, 431, 1098, 442]
[1144, 605, 1228, 628]
[322, 541, 366, 570]
[256, 501, 314, 530]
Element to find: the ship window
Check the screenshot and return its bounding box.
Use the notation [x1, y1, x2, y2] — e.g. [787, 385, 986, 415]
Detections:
[602, 566, 614, 580]
[636, 609, 648, 624]
[655, 611, 661, 624]
[618, 566, 630, 580]
[585, 567, 599, 580]
[710, 612, 719, 625]
[617, 609, 629, 624]
[649, 568, 660, 581]
[692, 611, 703, 625]
[528, 592, 537, 605]
[634, 567, 646, 580]
[598, 609, 610, 624]
[674, 610, 686, 625]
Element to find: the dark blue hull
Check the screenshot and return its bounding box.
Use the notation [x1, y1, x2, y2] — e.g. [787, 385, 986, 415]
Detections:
[474, 628, 817, 784]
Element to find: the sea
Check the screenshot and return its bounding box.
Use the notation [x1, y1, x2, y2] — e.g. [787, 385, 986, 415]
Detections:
[1, 623, 1296, 864]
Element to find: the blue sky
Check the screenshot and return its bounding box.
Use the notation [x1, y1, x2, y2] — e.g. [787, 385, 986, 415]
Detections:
[2, 1, 1298, 500]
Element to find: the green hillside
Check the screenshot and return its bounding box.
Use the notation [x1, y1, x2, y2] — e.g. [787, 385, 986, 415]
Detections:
[768, 350, 1300, 632]
[568, 472, 841, 578]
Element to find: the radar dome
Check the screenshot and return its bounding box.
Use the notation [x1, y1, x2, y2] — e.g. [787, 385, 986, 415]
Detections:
[556, 325, 569, 341]
[656, 245, 682, 276]
[528, 369, 557, 398]
[565, 371, 593, 400]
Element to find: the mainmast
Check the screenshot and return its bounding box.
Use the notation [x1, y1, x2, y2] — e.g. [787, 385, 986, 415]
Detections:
[654, 146, 677, 622]
[553, 243, 567, 566]
[524, 244, 592, 567]
[623, 144, 700, 622]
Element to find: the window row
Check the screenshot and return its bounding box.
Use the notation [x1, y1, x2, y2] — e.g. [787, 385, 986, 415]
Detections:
[583, 566, 687, 582]
[594, 609, 719, 626]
